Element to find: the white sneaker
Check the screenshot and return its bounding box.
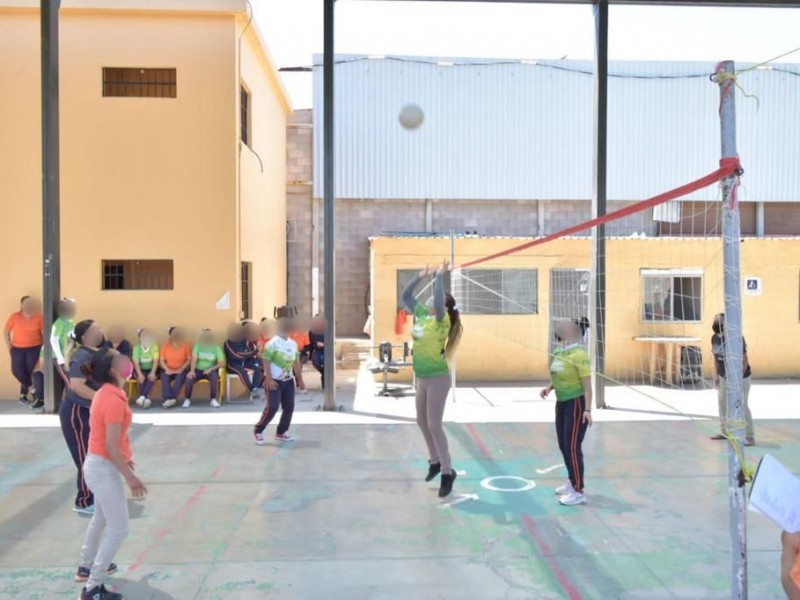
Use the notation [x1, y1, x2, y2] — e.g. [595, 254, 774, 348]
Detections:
[254, 432, 266, 446]
[135, 396, 147, 408]
[163, 399, 177, 408]
[555, 482, 574, 496]
[182, 399, 191, 409]
[297, 389, 309, 395]
[559, 490, 587, 506]
[210, 399, 220, 408]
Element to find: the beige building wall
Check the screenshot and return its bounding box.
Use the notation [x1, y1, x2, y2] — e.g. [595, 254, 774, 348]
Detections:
[0, 3, 289, 399]
[371, 236, 800, 382]
[238, 20, 289, 321]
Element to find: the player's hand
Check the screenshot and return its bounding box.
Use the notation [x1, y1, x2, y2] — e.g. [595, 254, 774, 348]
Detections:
[203, 369, 212, 376]
[147, 372, 157, 382]
[268, 380, 278, 391]
[436, 260, 450, 275]
[583, 411, 593, 427]
[714, 375, 721, 388]
[539, 387, 551, 400]
[137, 374, 145, 384]
[419, 265, 432, 278]
[127, 461, 136, 471]
[186, 371, 195, 380]
[126, 475, 147, 498]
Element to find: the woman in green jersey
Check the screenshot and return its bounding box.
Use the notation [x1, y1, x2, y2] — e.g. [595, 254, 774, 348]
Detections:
[402, 261, 463, 499]
[540, 318, 593, 506]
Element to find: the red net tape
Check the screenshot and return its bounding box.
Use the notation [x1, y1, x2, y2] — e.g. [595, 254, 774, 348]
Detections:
[458, 158, 741, 270]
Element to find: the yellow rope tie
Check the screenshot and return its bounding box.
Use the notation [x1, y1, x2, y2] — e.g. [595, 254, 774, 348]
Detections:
[713, 71, 761, 111]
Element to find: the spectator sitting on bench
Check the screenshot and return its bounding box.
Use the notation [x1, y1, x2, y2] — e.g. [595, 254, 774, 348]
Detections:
[258, 318, 273, 354]
[184, 329, 224, 409]
[106, 325, 132, 359]
[224, 322, 264, 401]
[159, 327, 192, 409]
[133, 328, 159, 409]
[288, 312, 310, 395]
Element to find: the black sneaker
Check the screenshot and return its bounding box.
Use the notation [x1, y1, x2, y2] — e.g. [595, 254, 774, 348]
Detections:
[30, 398, 44, 410]
[438, 469, 458, 498]
[18, 395, 30, 405]
[80, 584, 123, 600]
[425, 462, 441, 482]
[75, 563, 118, 583]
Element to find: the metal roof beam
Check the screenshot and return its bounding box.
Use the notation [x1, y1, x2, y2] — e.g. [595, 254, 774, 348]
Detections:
[342, 0, 800, 7]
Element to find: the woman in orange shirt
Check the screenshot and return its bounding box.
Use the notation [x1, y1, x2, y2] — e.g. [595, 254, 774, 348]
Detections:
[75, 348, 146, 600]
[3, 296, 44, 404]
[159, 327, 192, 408]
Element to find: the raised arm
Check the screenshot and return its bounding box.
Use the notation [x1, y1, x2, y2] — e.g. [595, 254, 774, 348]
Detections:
[433, 272, 446, 321]
[402, 276, 422, 313]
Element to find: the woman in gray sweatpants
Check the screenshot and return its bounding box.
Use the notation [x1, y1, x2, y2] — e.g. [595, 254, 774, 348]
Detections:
[402, 262, 463, 498]
[76, 348, 147, 600]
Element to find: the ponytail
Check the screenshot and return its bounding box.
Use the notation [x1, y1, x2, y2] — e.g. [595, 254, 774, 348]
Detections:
[444, 293, 463, 361]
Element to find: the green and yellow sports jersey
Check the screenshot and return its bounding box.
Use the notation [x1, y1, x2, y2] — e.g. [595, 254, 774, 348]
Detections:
[411, 304, 450, 379]
[133, 344, 160, 371]
[550, 344, 591, 401]
[193, 343, 224, 371]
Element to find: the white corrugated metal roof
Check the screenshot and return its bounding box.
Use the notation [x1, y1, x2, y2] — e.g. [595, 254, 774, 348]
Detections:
[313, 56, 800, 202]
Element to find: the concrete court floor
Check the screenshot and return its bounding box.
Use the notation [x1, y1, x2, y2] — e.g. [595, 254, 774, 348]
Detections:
[0, 375, 799, 599]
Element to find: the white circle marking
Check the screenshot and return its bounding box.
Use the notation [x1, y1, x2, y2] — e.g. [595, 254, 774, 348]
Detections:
[480, 476, 536, 493]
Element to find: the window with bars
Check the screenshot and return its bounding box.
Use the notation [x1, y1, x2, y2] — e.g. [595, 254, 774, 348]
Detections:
[454, 269, 538, 315]
[396, 270, 452, 309]
[240, 84, 251, 146]
[641, 269, 703, 322]
[241, 262, 253, 320]
[102, 260, 174, 291]
[102, 68, 177, 98]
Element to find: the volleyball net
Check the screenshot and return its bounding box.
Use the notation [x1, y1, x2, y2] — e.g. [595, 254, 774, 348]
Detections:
[398, 156, 742, 404]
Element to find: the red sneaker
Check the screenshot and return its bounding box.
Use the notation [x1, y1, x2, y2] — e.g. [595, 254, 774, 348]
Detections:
[275, 433, 294, 442]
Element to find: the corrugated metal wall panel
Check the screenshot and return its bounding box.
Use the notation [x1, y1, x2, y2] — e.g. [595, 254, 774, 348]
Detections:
[313, 57, 800, 203]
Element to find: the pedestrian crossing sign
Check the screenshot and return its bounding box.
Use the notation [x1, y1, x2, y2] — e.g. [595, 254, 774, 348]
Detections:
[744, 277, 761, 296]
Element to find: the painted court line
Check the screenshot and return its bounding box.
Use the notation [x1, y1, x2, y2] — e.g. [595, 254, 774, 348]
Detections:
[465, 423, 583, 600]
[128, 465, 224, 573]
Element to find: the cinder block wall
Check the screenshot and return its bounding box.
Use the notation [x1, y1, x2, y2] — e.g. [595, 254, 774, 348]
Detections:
[286, 110, 314, 320]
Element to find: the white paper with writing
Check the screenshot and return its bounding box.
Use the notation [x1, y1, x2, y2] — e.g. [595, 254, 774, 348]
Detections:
[749, 454, 800, 533]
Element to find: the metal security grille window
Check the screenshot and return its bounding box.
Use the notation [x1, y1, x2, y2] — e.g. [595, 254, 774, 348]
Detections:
[241, 262, 253, 320]
[641, 269, 703, 323]
[396, 269, 452, 308]
[240, 85, 251, 146]
[102, 68, 177, 98]
[102, 260, 174, 290]
[453, 269, 539, 315]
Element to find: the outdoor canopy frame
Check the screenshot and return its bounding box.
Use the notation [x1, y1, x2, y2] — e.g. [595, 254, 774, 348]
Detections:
[320, 1, 797, 599]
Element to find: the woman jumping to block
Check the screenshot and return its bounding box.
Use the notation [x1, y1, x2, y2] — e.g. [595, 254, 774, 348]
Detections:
[540, 318, 593, 506]
[402, 261, 463, 499]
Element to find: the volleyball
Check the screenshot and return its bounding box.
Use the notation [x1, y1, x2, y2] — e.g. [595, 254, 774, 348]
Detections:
[398, 103, 424, 130]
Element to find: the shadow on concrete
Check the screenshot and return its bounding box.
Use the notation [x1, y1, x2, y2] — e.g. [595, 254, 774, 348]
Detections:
[114, 575, 178, 599]
[0, 423, 154, 563]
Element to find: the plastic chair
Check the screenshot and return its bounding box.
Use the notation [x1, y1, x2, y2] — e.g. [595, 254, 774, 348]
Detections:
[225, 368, 254, 404]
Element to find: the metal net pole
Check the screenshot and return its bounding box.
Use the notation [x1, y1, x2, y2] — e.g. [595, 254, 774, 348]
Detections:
[714, 59, 748, 599]
[322, 0, 336, 411]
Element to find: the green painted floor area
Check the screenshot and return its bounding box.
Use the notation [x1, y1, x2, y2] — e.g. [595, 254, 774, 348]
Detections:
[0, 415, 797, 599]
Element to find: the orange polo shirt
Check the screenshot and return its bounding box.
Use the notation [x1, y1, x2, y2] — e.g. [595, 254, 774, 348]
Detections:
[4, 312, 44, 348]
[289, 331, 309, 352]
[160, 342, 192, 371]
[88, 384, 133, 462]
